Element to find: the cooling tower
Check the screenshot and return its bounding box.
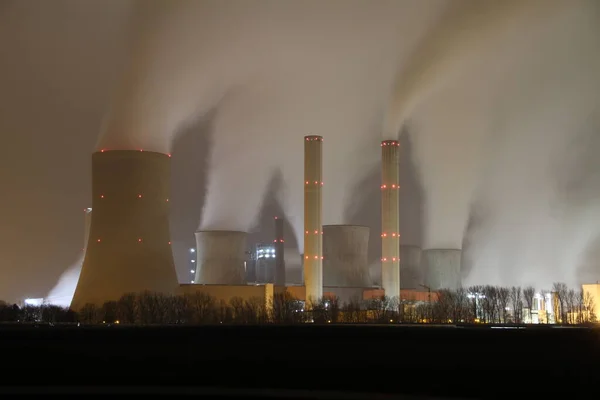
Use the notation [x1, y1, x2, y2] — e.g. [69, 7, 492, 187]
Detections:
[304, 135, 323, 305]
[323, 225, 370, 287]
[83, 208, 92, 250]
[71, 150, 179, 310]
[423, 249, 462, 290]
[195, 230, 247, 285]
[381, 140, 400, 299]
[274, 216, 285, 286]
[399, 245, 422, 290]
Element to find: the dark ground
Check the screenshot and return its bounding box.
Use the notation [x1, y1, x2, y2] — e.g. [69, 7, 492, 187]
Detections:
[1, 324, 598, 398]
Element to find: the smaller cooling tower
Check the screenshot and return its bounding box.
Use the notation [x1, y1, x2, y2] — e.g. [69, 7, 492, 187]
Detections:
[399, 245, 422, 290]
[323, 225, 370, 287]
[195, 230, 247, 285]
[423, 249, 461, 290]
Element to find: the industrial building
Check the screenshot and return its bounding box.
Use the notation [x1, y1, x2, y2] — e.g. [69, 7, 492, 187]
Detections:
[66, 135, 439, 311]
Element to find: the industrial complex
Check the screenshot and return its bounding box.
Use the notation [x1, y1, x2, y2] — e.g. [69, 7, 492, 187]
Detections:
[35, 136, 596, 323]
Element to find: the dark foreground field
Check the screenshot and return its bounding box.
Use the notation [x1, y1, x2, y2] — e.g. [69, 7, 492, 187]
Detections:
[1, 324, 599, 398]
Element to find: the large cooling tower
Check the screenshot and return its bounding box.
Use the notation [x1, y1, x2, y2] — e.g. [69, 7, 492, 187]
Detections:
[399, 245, 422, 290]
[423, 249, 461, 290]
[71, 150, 179, 310]
[381, 140, 400, 299]
[83, 208, 92, 250]
[323, 225, 370, 287]
[304, 135, 323, 305]
[274, 216, 285, 286]
[195, 230, 247, 285]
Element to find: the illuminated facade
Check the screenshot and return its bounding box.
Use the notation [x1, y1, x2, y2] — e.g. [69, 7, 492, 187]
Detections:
[255, 243, 276, 283]
[304, 135, 323, 306]
[381, 140, 400, 299]
[71, 150, 179, 310]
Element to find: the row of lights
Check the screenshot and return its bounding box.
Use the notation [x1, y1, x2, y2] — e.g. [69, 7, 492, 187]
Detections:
[381, 141, 400, 146]
[305, 255, 324, 260]
[381, 257, 398, 262]
[304, 181, 324, 185]
[305, 137, 323, 141]
[96, 239, 173, 244]
[190, 248, 196, 283]
[98, 195, 169, 202]
[381, 232, 400, 237]
[273, 239, 284, 243]
[305, 230, 323, 235]
[99, 149, 172, 157]
[380, 184, 399, 189]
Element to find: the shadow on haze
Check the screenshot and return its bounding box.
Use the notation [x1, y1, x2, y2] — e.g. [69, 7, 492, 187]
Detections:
[249, 169, 302, 284]
[169, 114, 213, 283]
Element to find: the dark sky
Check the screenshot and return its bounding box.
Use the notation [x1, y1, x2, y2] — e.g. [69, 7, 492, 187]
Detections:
[0, 0, 423, 302]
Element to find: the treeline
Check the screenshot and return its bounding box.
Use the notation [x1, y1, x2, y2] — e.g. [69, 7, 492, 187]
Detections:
[0, 283, 596, 325]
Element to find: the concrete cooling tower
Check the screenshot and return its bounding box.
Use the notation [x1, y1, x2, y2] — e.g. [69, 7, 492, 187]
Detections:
[423, 249, 462, 290]
[399, 245, 422, 290]
[323, 225, 370, 287]
[195, 230, 247, 285]
[381, 140, 400, 299]
[304, 135, 323, 305]
[71, 150, 179, 310]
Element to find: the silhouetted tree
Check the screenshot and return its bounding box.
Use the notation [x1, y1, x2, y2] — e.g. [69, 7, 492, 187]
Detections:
[510, 287, 523, 324]
[523, 286, 535, 324]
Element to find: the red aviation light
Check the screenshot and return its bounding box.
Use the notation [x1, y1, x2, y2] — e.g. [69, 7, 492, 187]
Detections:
[305, 181, 309, 185]
[139, 149, 143, 152]
[392, 233, 396, 237]
[274, 216, 278, 219]
[314, 256, 318, 259]
[97, 239, 101, 243]
[168, 241, 171, 245]
[100, 149, 105, 153]
[392, 257, 397, 262]
[138, 194, 142, 198]
[167, 153, 172, 158]
[321, 256, 324, 260]
[314, 181, 317, 184]
[320, 182, 323, 186]
[280, 239, 284, 243]
[166, 199, 169, 202]
[273, 240, 277, 243]
[305, 230, 309, 234]
[138, 238, 143, 243]
[100, 195, 104, 199]
[314, 230, 318, 234]
[305, 256, 309, 259]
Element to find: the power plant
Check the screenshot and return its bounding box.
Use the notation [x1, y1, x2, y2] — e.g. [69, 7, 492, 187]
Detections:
[323, 225, 370, 287]
[195, 230, 247, 285]
[381, 140, 401, 299]
[304, 135, 323, 306]
[71, 150, 179, 310]
[423, 249, 462, 290]
[64, 135, 437, 311]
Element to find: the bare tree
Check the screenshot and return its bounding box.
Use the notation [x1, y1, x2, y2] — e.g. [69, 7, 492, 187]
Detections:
[341, 296, 365, 323]
[497, 287, 510, 324]
[552, 283, 568, 324]
[79, 303, 99, 324]
[100, 301, 118, 324]
[523, 286, 535, 324]
[116, 293, 137, 324]
[185, 292, 216, 324]
[565, 289, 577, 325]
[271, 292, 303, 324]
[510, 287, 523, 324]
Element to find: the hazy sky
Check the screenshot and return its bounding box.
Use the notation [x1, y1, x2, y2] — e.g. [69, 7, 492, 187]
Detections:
[1, 0, 599, 303]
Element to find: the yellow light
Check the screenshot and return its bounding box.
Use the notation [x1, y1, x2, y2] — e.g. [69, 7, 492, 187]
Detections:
[115, 320, 120, 324]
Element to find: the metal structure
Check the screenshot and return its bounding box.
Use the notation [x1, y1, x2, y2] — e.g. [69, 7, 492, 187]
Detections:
[274, 216, 285, 286]
[323, 225, 370, 287]
[195, 230, 247, 285]
[400, 245, 422, 289]
[423, 249, 461, 290]
[71, 150, 179, 310]
[381, 140, 400, 299]
[304, 135, 323, 305]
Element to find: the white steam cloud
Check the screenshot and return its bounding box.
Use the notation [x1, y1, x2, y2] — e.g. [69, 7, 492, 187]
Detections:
[96, 0, 600, 286]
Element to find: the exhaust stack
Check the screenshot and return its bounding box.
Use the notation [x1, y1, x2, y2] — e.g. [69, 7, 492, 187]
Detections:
[381, 140, 400, 299]
[304, 135, 323, 305]
[274, 216, 285, 286]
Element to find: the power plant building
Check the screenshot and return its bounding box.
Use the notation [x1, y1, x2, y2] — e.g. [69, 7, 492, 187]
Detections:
[381, 140, 400, 299]
[71, 150, 179, 310]
[255, 243, 276, 283]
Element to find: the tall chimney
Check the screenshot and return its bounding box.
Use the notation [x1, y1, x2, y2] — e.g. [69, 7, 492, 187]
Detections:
[304, 135, 323, 305]
[381, 140, 400, 299]
[274, 216, 285, 286]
